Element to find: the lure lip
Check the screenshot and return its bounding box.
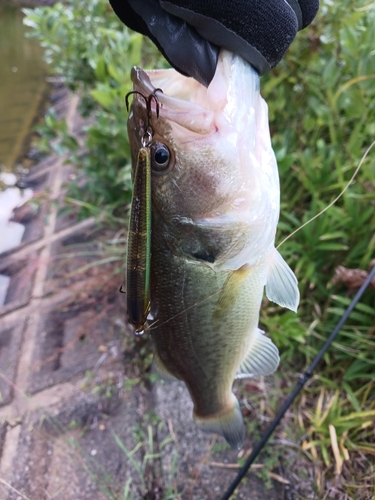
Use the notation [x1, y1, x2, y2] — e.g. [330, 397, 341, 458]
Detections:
[130, 66, 216, 135]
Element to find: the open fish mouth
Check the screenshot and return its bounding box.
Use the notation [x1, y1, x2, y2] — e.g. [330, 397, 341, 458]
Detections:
[131, 65, 216, 135]
[130, 49, 261, 136]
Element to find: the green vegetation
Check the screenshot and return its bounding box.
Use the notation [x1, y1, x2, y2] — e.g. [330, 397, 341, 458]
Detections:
[112, 423, 180, 500]
[24, 0, 167, 218]
[261, 4, 375, 493]
[24, 0, 375, 497]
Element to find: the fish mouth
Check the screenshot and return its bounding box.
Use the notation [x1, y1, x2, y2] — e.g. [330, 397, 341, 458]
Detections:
[130, 50, 260, 136]
[131, 66, 216, 134]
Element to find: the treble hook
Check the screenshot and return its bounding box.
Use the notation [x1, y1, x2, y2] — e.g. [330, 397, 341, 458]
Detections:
[125, 88, 163, 130]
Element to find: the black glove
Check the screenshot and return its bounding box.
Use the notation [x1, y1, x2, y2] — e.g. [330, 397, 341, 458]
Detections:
[109, 0, 319, 86]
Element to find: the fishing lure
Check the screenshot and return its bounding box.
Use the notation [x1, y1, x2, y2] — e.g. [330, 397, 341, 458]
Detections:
[123, 89, 161, 335]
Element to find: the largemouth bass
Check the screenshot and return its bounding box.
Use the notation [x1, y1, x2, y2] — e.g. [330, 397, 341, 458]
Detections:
[127, 50, 300, 449]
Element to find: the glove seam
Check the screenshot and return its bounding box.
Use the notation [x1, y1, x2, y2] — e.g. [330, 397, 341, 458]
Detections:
[283, 0, 303, 29]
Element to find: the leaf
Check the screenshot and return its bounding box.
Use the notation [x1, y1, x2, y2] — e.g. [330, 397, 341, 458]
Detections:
[90, 88, 114, 109]
[319, 231, 348, 241]
[342, 382, 362, 412]
[94, 55, 107, 81]
[317, 243, 349, 251]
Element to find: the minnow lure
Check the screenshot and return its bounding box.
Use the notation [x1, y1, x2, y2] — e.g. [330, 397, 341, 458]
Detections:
[124, 89, 161, 335]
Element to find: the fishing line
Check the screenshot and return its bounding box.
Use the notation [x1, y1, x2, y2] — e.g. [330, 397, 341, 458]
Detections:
[146, 287, 224, 332]
[220, 264, 375, 500]
[125, 140, 375, 328]
[123, 132, 375, 333]
[277, 140, 375, 249]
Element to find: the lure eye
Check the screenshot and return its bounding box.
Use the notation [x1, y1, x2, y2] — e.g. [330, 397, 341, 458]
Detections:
[151, 142, 172, 175]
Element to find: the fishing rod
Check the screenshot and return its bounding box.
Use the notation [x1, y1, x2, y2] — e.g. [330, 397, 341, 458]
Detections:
[221, 265, 375, 500]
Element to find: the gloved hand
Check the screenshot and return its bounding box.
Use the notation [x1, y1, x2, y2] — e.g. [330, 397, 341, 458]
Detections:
[109, 0, 319, 86]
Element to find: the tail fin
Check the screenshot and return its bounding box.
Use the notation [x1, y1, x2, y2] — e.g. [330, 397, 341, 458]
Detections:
[193, 394, 244, 449]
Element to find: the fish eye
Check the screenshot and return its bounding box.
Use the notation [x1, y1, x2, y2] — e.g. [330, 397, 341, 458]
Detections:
[151, 142, 172, 175]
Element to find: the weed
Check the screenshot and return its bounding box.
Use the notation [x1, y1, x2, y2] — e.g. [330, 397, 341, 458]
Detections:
[113, 422, 180, 499]
[211, 442, 231, 455]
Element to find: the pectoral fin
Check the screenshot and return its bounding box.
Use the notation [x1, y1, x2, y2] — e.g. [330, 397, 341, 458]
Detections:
[213, 265, 251, 323]
[152, 351, 178, 382]
[265, 249, 300, 312]
[236, 328, 279, 378]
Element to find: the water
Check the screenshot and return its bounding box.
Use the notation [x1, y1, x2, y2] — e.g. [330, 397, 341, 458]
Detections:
[0, 4, 48, 305]
[0, 3, 48, 171]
